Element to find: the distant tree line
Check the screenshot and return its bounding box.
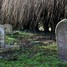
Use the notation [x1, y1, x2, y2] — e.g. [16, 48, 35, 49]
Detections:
[0, 0, 65, 33]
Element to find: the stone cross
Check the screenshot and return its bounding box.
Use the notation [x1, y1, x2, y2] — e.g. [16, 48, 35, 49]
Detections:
[55, 19, 67, 61]
[0, 25, 5, 48]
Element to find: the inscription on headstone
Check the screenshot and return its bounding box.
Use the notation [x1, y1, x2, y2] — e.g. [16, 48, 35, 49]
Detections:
[55, 19, 67, 61]
[0, 25, 5, 48]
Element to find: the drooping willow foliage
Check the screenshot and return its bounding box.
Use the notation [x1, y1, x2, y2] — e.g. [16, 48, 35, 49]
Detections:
[0, 0, 65, 32]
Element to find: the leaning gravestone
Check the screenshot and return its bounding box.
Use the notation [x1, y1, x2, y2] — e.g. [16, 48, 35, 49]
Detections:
[55, 19, 67, 61]
[4, 24, 12, 34]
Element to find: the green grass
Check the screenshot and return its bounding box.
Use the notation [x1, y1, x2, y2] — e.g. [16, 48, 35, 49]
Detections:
[0, 31, 67, 67]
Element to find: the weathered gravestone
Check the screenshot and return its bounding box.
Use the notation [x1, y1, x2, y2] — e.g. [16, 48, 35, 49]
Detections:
[55, 19, 67, 61]
[4, 24, 12, 34]
[0, 25, 20, 54]
[0, 25, 5, 48]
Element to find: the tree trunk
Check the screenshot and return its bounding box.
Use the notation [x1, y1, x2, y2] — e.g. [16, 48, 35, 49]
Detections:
[43, 22, 49, 32]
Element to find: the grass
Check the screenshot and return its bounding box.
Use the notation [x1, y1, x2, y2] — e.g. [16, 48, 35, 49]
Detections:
[0, 31, 67, 67]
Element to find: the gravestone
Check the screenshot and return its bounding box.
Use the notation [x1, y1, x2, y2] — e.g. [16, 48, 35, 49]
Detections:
[0, 25, 5, 48]
[0, 25, 20, 56]
[4, 24, 12, 34]
[55, 19, 67, 61]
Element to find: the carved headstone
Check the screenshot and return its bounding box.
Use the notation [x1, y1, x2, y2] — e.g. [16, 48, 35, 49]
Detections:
[0, 25, 5, 48]
[55, 19, 67, 61]
[4, 24, 12, 34]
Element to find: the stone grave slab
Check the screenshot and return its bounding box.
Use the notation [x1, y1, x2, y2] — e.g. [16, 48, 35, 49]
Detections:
[55, 19, 67, 61]
[0, 45, 20, 53]
[4, 24, 12, 34]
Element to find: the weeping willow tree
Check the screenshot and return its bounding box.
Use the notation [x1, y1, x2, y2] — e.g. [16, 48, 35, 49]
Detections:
[0, 0, 65, 32]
